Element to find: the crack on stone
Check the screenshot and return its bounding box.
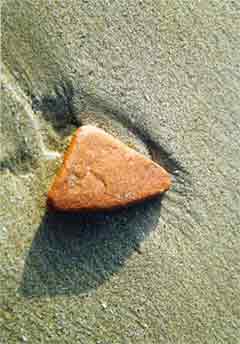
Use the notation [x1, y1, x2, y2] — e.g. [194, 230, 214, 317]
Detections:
[89, 170, 108, 190]
[85, 169, 132, 202]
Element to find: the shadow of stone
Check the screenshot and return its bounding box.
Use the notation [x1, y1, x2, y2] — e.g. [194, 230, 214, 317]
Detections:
[20, 198, 162, 298]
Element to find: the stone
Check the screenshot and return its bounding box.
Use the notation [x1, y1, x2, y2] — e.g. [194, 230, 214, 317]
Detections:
[47, 125, 171, 212]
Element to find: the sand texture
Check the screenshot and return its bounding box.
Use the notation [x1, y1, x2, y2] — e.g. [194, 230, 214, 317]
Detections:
[1, 1, 240, 343]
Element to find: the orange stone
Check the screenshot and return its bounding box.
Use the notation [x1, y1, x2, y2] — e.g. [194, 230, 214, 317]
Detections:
[47, 125, 171, 212]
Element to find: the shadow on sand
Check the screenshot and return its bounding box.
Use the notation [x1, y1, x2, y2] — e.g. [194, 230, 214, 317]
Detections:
[20, 197, 162, 298]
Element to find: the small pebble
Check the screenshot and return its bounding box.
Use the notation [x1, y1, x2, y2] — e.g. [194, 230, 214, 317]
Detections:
[101, 301, 107, 309]
[47, 125, 171, 212]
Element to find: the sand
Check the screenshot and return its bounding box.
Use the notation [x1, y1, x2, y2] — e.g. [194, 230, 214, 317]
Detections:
[1, 1, 240, 343]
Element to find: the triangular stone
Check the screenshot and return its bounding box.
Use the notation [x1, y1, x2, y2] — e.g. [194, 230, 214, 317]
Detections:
[47, 126, 171, 212]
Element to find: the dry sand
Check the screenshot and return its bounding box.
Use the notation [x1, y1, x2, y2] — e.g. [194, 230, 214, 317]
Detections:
[1, 1, 240, 343]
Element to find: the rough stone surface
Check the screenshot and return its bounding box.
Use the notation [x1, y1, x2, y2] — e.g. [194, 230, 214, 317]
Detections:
[48, 126, 171, 211]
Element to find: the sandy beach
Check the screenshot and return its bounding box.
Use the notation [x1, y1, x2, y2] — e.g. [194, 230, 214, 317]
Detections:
[1, 1, 240, 343]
